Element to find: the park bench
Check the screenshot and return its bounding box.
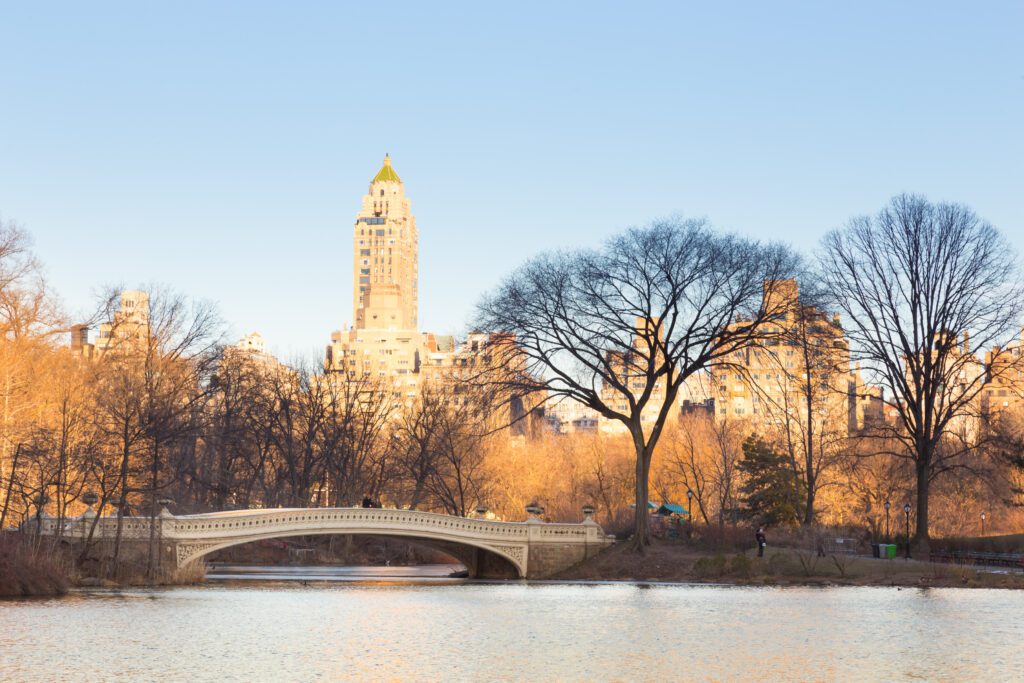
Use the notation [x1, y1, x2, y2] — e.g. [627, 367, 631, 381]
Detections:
[821, 537, 860, 555]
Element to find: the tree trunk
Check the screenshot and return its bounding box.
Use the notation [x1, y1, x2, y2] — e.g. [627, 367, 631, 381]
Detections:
[0, 443, 21, 531]
[914, 457, 930, 553]
[630, 442, 653, 551]
[111, 434, 133, 571]
[146, 439, 160, 578]
[55, 430, 68, 541]
[803, 472, 816, 526]
[112, 499, 125, 571]
[79, 498, 106, 563]
[802, 389, 816, 526]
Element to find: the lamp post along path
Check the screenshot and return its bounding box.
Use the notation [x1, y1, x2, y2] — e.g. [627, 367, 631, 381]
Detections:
[903, 503, 911, 559]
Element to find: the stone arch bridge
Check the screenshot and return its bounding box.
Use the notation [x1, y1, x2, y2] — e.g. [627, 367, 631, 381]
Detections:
[38, 507, 613, 579]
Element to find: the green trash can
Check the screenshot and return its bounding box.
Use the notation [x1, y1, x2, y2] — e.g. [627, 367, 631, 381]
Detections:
[884, 544, 897, 559]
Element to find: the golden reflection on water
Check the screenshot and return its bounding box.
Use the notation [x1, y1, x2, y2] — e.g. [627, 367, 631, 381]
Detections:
[1, 583, 1021, 682]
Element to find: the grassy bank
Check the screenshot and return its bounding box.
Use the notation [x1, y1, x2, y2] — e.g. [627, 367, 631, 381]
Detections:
[75, 560, 208, 588]
[0, 534, 70, 598]
[555, 539, 1024, 589]
[1, 532, 207, 597]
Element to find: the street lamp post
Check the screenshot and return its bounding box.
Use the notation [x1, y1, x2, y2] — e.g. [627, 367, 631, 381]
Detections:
[981, 511, 987, 536]
[903, 503, 912, 559]
[884, 500, 891, 543]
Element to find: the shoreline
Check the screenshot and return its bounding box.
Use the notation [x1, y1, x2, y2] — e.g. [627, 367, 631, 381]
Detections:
[8, 572, 1023, 601]
[7, 540, 1024, 599]
[54, 574, 1024, 593]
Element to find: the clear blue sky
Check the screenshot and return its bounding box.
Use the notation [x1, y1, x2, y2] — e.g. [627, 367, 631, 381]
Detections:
[1, 2, 1021, 358]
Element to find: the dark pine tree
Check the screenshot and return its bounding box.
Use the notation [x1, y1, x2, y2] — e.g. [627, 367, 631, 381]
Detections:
[739, 435, 804, 526]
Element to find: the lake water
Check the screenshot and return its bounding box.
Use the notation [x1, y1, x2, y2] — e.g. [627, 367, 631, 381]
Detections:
[1, 576, 1021, 681]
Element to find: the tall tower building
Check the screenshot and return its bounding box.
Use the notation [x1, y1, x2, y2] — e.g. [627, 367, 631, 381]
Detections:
[326, 155, 540, 424]
[353, 154, 419, 330]
[327, 155, 433, 400]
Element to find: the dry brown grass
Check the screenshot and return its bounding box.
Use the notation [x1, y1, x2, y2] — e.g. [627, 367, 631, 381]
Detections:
[90, 559, 207, 587]
[553, 538, 1024, 589]
[160, 561, 207, 585]
[0, 533, 70, 598]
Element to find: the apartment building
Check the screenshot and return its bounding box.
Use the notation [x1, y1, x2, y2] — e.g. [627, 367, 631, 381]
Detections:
[71, 290, 152, 359]
[981, 331, 1024, 421]
[710, 280, 883, 436]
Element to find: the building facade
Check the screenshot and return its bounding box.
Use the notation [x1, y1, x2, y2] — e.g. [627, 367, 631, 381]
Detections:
[352, 154, 418, 331]
[982, 331, 1024, 421]
[71, 290, 152, 359]
[709, 280, 884, 436]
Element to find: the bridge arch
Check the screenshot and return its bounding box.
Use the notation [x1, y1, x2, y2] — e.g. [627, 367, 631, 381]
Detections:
[177, 527, 525, 578]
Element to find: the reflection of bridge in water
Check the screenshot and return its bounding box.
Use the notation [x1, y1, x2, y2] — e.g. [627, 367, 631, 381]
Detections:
[37, 507, 613, 579]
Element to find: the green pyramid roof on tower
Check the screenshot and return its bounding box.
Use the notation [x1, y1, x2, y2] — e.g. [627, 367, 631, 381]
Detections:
[372, 154, 402, 183]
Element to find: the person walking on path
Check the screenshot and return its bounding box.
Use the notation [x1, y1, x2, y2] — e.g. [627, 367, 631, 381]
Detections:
[756, 527, 767, 558]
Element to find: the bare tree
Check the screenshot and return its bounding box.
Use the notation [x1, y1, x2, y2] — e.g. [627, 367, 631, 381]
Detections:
[393, 383, 450, 510]
[318, 372, 397, 507]
[91, 344, 147, 567]
[659, 412, 747, 527]
[837, 435, 913, 539]
[88, 287, 223, 573]
[662, 412, 746, 528]
[0, 218, 62, 520]
[475, 218, 795, 547]
[706, 415, 745, 527]
[424, 386, 492, 517]
[140, 291, 222, 574]
[736, 280, 852, 524]
[265, 363, 330, 508]
[195, 347, 267, 509]
[819, 194, 1023, 546]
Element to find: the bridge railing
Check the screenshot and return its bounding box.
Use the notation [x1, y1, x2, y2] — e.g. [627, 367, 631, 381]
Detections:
[25, 513, 157, 540]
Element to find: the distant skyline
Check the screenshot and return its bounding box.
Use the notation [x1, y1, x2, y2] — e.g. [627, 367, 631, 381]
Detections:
[1, 2, 1021, 358]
